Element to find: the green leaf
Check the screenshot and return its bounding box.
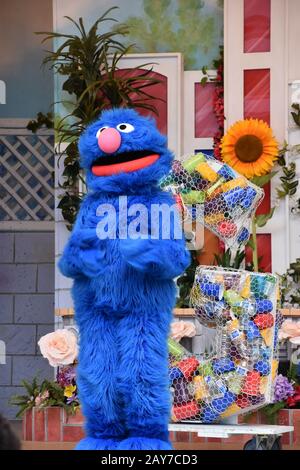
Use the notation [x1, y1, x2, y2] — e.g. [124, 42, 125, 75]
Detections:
[246, 237, 255, 250]
[251, 172, 277, 187]
[255, 207, 275, 227]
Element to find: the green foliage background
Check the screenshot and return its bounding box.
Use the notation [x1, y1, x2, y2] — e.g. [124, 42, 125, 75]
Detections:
[122, 0, 223, 69]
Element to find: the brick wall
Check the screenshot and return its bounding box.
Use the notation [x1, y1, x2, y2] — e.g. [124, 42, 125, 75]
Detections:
[0, 231, 54, 419]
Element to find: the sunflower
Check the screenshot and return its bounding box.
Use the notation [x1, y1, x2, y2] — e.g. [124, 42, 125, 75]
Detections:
[221, 119, 278, 179]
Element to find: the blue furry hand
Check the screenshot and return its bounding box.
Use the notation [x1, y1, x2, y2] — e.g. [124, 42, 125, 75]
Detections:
[119, 238, 190, 280]
[59, 228, 105, 279]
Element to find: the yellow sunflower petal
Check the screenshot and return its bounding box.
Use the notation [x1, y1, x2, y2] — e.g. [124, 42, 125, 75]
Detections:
[221, 118, 278, 178]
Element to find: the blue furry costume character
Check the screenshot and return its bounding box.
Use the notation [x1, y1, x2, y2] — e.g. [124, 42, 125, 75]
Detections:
[59, 108, 190, 450]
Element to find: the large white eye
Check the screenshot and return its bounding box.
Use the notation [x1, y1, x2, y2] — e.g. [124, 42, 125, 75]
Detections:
[116, 123, 135, 133]
[96, 126, 108, 138]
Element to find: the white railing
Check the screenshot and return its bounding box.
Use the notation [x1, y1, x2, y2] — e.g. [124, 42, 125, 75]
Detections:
[0, 119, 54, 231]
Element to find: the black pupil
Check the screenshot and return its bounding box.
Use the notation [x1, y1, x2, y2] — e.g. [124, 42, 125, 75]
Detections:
[119, 124, 127, 130]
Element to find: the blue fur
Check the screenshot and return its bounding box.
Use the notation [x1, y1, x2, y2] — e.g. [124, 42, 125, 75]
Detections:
[59, 108, 191, 450]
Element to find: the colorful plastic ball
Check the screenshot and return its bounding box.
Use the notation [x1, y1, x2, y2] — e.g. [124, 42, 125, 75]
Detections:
[211, 391, 236, 413]
[169, 367, 183, 383]
[201, 406, 220, 423]
[217, 220, 238, 238]
[255, 299, 273, 314]
[212, 358, 235, 375]
[254, 360, 271, 376]
[237, 227, 250, 244]
[236, 394, 252, 409]
[254, 313, 274, 330]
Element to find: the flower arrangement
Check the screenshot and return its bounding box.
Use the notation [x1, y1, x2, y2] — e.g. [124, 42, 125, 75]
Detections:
[11, 366, 79, 418]
[12, 329, 79, 417]
[255, 374, 300, 424]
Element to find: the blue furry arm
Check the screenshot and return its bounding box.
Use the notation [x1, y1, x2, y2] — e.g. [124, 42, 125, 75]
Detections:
[119, 204, 191, 279]
[58, 230, 105, 279]
[119, 238, 191, 280]
[58, 201, 105, 279]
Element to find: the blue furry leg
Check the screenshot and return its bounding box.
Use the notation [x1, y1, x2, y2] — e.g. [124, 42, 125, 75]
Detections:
[117, 308, 172, 450]
[118, 437, 172, 450]
[75, 437, 122, 450]
[75, 308, 127, 448]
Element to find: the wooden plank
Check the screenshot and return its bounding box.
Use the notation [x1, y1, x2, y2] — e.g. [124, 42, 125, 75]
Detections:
[54, 306, 300, 318]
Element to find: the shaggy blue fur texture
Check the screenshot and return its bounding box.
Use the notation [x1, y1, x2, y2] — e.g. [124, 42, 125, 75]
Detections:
[59, 108, 190, 450]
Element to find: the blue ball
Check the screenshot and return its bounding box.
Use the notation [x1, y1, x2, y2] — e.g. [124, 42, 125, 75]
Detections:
[201, 406, 220, 423]
[256, 299, 273, 314]
[213, 358, 235, 375]
[169, 367, 183, 383]
[254, 360, 271, 376]
[211, 391, 236, 413]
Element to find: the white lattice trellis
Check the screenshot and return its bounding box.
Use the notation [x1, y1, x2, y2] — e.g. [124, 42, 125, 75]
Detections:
[0, 121, 54, 230]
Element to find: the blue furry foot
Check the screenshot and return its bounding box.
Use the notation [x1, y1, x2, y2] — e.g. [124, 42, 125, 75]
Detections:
[117, 437, 172, 450]
[75, 437, 121, 450]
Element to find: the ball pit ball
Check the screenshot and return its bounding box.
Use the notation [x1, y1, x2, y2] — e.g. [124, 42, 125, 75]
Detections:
[196, 162, 219, 182]
[193, 376, 209, 401]
[218, 164, 236, 182]
[197, 362, 214, 377]
[242, 371, 261, 396]
[169, 367, 184, 383]
[253, 313, 274, 329]
[172, 401, 200, 421]
[221, 177, 247, 192]
[181, 190, 206, 204]
[211, 391, 236, 414]
[223, 289, 243, 307]
[255, 299, 273, 314]
[173, 377, 193, 405]
[212, 358, 235, 375]
[177, 357, 199, 380]
[201, 406, 220, 423]
[199, 281, 224, 300]
[183, 153, 206, 173]
[254, 360, 271, 376]
[245, 320, 261, 341]
[217, 221, 238, 238]
[237, 227, 250, 245]
[222, 187, 245, 210]
[236, 394, 252, 409]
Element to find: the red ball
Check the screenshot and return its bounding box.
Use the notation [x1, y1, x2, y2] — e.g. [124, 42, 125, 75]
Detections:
[253, 313, 274, 330]
[217, 220, 238, 238]
[177, 357, 199, 380]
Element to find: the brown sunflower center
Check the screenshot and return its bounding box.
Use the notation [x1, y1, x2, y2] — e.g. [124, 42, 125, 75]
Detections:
[234, 134, 263, 163]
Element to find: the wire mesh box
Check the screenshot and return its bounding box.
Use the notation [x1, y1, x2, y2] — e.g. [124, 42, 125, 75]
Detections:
[169, 266, 281, 423]
[161, 153, 264, 247]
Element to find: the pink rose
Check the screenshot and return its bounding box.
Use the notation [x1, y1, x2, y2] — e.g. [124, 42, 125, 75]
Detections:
[170, 321, 196, 342]
[279, 320, 300, 342]
[38, 329, 78, 367]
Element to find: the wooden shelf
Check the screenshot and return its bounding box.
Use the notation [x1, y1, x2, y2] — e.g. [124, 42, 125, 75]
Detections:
[55, 307, 300, 318]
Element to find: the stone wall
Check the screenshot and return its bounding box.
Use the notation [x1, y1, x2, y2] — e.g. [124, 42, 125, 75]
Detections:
[0, 231, 54, 418]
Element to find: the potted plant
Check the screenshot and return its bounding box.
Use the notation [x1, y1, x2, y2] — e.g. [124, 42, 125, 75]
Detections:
[11, 329, 84, 442]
